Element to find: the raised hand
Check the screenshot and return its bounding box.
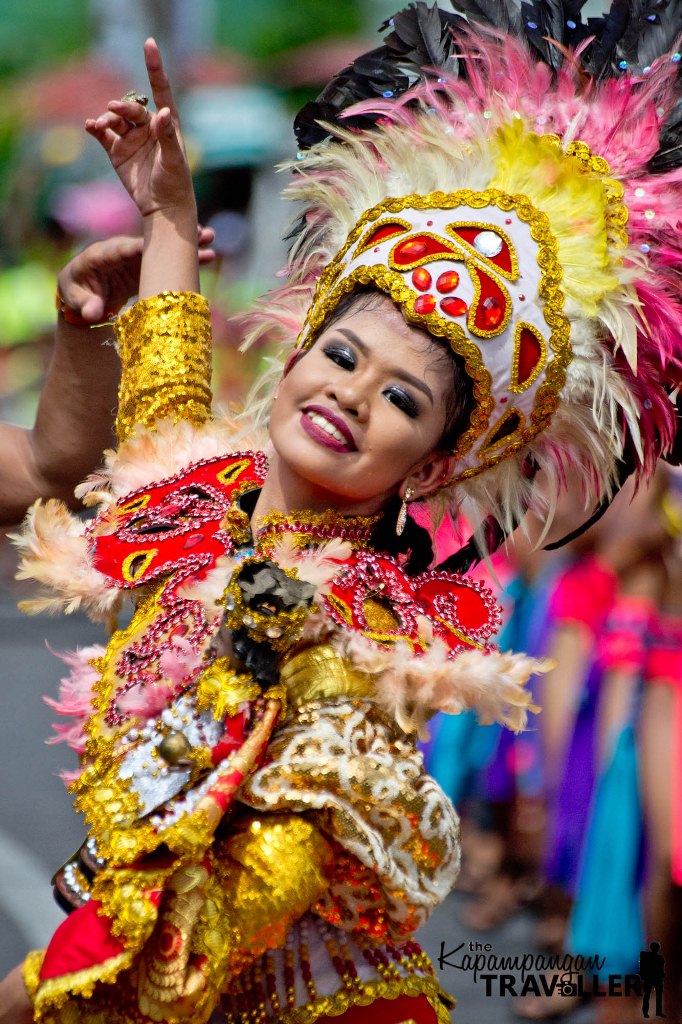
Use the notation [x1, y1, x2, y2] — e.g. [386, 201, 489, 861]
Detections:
[85, 39, 193, 219]
[57, 227, 216, 325]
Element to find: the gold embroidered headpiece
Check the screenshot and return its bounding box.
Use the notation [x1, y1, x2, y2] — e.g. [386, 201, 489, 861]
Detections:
[296, 185, 572, 480]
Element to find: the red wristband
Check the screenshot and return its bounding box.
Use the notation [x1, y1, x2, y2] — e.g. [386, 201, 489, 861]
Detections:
[56, 289, 123, 327]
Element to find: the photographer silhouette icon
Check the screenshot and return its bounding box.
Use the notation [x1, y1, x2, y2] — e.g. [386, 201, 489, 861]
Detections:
[639, 941, 666, 1019]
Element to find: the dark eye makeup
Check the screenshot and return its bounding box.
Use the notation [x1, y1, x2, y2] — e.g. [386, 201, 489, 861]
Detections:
[385, 387, 419, 417]
[323, 339, 420, 418]
[323, 343, 356, 369]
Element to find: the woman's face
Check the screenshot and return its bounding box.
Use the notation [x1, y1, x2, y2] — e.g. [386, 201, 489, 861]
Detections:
[267, 295, 459, 514]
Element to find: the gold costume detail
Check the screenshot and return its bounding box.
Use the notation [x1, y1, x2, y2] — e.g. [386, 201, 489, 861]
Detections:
[445, 220, 520, 280]
[115, 292, 212, 443]
[137, 863, 212, 1021]
[240, 698, 461, 940]
[267, 977, 453, 1024]
[280, 644, 374, 709]
[255, 508, 379, 549]
[203, 816, 334, 978]
[221, 936, 455, 1024]
[22, 950, 45, 1001]
[134, 815, 333, 1022]
[196, 658, 262, 719]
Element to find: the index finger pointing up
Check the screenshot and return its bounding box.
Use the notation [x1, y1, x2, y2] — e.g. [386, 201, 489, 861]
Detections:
[144, 37, 180, 122]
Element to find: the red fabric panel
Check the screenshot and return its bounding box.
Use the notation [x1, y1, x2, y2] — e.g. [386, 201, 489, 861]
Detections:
[40, 900, 126, 980]
[316, 993, 440, 1024]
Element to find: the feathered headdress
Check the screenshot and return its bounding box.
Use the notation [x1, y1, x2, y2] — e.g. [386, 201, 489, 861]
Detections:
[244, 1, 682, 557]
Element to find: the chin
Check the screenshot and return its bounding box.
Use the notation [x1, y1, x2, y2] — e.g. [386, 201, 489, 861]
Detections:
[274, 445, 379, 509]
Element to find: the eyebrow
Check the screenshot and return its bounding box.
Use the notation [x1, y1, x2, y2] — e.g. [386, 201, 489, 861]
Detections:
[335, 328, 435, 404]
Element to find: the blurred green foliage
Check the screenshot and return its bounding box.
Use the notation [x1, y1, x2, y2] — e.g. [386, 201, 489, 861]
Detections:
[0, 0, 89, 78]
[214, 0, 360, 59]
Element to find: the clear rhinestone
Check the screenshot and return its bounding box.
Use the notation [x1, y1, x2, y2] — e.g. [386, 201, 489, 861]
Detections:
[473, 230, 503, 257]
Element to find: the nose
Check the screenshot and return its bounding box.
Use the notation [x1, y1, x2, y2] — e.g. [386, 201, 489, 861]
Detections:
[325, 377, 369, 421]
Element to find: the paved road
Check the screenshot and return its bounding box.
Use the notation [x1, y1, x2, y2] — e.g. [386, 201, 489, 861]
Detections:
[0, 574, 596, 1022]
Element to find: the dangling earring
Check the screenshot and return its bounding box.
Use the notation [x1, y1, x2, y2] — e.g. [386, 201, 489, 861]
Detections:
[396, 486, 415, 536]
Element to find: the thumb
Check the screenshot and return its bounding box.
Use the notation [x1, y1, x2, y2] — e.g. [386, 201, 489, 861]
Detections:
[154, 106, 180, 146]
[80, 293, 107, 321]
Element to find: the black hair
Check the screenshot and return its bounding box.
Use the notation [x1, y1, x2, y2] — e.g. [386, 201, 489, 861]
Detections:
[369, 493, 434, 575]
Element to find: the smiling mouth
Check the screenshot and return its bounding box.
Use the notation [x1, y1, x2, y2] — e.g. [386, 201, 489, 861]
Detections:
[301, 407, 357, 452]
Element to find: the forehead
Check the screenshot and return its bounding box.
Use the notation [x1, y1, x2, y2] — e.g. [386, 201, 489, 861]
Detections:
[317, 293, 452, 374]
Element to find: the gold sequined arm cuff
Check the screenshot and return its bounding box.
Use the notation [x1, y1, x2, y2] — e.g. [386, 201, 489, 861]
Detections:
[115, 291, 212, 443]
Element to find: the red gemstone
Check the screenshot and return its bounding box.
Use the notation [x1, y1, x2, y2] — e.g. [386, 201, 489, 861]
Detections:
[411, 267, 432, 291]
[414, 294, 436, 315]
[440, 296, 468, 317]
[396, 238, 428, 260]
[482, 297, 503, 327]
[436, 270, 460, 293]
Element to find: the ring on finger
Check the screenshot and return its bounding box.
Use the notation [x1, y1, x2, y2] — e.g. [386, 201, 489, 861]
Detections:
[128, 110, 151, 129]
[120, 91, 150, 128]
[121, 91, 149, 106]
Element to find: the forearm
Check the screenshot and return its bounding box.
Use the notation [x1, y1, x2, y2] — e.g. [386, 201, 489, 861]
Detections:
[112, 200, 211, 443]
[139, 205, 199, 298]
[0, 319, 119, 526]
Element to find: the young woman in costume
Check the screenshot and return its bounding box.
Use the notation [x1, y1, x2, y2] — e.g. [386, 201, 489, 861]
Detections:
[2, 3, 682, 1022]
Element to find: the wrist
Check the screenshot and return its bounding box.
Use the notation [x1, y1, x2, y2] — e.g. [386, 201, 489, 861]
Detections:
[142, 203, 198, 231]
[139, 206, 200, 298]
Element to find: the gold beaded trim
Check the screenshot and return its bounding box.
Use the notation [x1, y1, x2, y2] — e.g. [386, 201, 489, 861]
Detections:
[31, 949, 135, 1020]
[510, 321, 548, 393]
[465, 260, 513, 339]
[253, 509, 379, 565]
[196, 657, 263, 718]
[22, 950, 44, 1002]
[118, 493, 151, 515]
[249, 974, 454, 1024]
[479, 406, 526, 455]
[386, 230, 460, 270]
[354, 217, 412, 256]
[70, 586, 217, 867]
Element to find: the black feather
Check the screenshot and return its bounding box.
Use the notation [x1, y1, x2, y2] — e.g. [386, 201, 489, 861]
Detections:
[449, 0, 525, 34]
[518, 0, 568, 68]
[293, 3, 462, 149]
[293, 0, 682, 169]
